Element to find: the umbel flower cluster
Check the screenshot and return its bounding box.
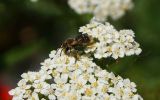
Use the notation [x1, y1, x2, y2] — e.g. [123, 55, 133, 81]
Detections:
[9, 20, 143, 100]
[68, 0, 133, 21]
[79, 20, 142, 59]
[9, 49, 143, 100]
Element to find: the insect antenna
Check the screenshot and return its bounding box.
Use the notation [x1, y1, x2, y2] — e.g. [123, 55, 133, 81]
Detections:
[56, 43, 63, 55]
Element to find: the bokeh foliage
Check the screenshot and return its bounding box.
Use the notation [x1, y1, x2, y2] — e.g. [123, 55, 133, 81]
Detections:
[0, 0, 160, 99]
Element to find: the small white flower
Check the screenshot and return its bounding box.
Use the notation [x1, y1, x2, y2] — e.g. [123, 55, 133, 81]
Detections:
[41, 58, 54, 71]
[9, 87, 25, 100]
[48, 95, 56, 100]
[21, 71, 38, 82]
[49, 50, 57, 58]
[33, 81, 50, 94]
[17, 79, 31, 90]
[54, 74, 69, 84]
[135, 48, 142, 55]
[132, 94, 143, 100]
[28, 92, 39, 100]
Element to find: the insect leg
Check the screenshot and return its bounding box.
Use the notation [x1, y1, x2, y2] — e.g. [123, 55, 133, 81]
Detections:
[56, 43, 63, 55]
[56, 48, 60, 55]
[60, 48, 64, 56]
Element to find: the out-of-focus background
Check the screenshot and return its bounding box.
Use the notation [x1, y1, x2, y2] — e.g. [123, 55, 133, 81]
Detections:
[0, 0, 159, 100]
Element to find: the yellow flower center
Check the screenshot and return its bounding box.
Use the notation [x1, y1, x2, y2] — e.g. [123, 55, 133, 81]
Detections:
[76, 83, 83, 89]
[37, 84, 42, 89]
[85, 88, 93, 96]
[70, 95, 77, 100]
[75, 64, 79, 69]
[52, 70, 57, 77]
[92, 81, 98, 87]
[63, 67, 69, 73]
[102, 86, 107, 93]
[83, 73, 89, 80]
[65, 58, 70, 64]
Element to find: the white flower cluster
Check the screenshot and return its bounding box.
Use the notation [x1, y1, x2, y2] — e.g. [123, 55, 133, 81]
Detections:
[79, 20, 142, 59]
[9, 50, 143, 100]
[68, 0, 133, 21]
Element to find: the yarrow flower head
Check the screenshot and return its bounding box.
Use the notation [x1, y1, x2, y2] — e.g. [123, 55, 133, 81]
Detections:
[68, 0, 134, 21]
[9, 50, 143, 100]
[79, 19, 142, 59]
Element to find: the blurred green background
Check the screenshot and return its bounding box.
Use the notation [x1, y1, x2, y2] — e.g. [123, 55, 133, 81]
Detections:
[0, 0, 159, 100]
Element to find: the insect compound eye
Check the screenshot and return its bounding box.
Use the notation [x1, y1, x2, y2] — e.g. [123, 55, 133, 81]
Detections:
[84, 36, 90, 42]
[84, 37, 87, 41]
